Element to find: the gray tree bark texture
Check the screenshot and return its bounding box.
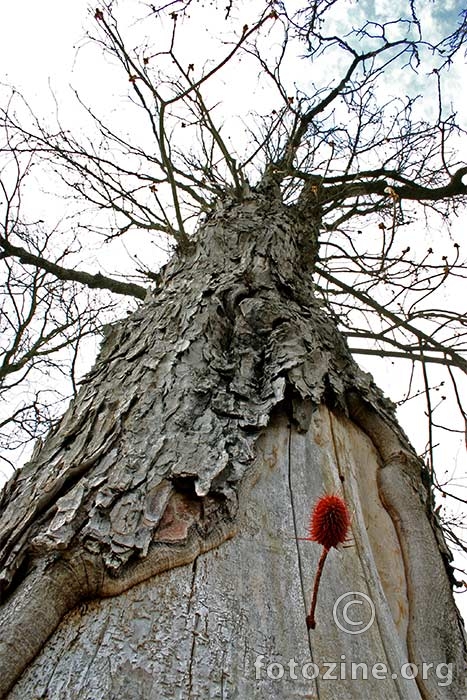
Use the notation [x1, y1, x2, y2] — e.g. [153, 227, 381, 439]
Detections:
[0, 190, 466, 698]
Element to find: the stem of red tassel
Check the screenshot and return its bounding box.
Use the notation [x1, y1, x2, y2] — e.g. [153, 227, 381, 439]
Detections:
[306, 546, 329, 629]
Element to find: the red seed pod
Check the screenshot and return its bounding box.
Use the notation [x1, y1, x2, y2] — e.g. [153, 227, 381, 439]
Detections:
[309, 493, 350, 550]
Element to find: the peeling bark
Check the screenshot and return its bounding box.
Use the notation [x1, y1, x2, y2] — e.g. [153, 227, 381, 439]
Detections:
[0, 190, 465, 698]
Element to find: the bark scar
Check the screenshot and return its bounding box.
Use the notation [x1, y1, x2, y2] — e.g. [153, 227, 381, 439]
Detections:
[347, 391, 467, 700]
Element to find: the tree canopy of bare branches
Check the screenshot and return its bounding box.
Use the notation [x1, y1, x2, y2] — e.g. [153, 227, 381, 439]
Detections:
[2, 0, 466, 531]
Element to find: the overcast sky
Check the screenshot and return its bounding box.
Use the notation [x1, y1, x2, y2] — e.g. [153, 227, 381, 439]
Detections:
[1, 3, 89, 96]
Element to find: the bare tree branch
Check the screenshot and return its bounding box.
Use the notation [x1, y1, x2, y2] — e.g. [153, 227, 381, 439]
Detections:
[0, 234, 147, 300]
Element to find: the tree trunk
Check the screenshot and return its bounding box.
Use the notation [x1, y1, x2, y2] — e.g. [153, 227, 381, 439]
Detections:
[0, 190, 465, 698]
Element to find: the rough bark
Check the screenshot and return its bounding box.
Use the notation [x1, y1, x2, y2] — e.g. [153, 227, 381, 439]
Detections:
[0, 189, 465, 698]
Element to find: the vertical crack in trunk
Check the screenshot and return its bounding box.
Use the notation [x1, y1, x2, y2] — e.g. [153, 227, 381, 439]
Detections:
[186, 558, 199, 700]
[286, 419, 317, 684]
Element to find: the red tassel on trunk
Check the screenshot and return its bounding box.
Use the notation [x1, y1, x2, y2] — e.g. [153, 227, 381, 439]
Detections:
[302, 493, 350, 630]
